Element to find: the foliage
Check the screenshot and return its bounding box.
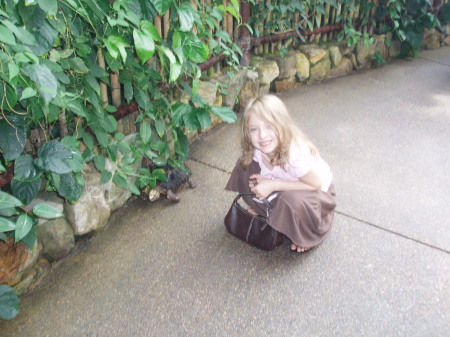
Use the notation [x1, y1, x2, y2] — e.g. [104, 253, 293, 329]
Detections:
[375, 0, 441, 56]
[0, 0, 239, 249]
[0, 189, 63, 248]
[248, 0, 310, 42]
[0, 285, 19, 320]
[247, 0, 445, 56]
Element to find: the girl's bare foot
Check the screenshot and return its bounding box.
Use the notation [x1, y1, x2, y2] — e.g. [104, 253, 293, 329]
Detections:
[290, 244, 310, 254]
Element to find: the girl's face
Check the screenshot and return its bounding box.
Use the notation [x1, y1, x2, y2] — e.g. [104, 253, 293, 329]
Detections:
[248, 114, 279, 158]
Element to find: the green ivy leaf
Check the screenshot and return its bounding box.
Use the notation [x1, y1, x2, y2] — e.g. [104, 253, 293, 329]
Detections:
[140, 121, 152, 145]
[133, 28, 155, 64]
[195, 108, 212, 130]
[15, 214, 33, 243]
[83, 133, 94, 150]
[35, 141, 72, 174]
[67, 151, 83, 173]
[107, 144, 118, 162]
[0, 24, 16, 45]
[61, 136, 80, 151]
[105, 35, 128, 63]
[0, 82, 18, 112]
[211, 106, 237, 123]
[13, 155, 42, 182]
[141, 20, 162, 42]
[100, 170, 112, 184]
[0, 217, 16, 232]
[93, 128, 109, 148]
[171, 102, 191, 127]
[188, 40, 209, 63]
[20, 227, 36, 250]
[169, 61, 182, 82]
[22, 64, 57, 104]
[177, 2, 195, 32]
[33, 203, 63, 218]
[113, 172, 129, 190]
[0, 285, 20, 320]
[8, 63, 19, 81]
[57, 173, 82, 203]
[117, 141, 131, 154]
[183, 108, 201, 131]
[94, 155, 106, 172]
[20, 87, 37, 101]
[38, 0, 58, 15]
[0, 207, 18, 218]
[174, 128, 189, 159]
[11, 179, 41, 205]
[129, 184, 140, 195]
[0, 190, 23, 210]
[155, 120, 165, 138]
[1, 20, 36, 45]
[145, 150, 157, 159]
[152, 168, 167, 181]
[150, 0, 173, 16]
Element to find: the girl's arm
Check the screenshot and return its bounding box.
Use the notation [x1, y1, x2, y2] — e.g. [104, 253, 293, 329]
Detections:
[249, 170, 322, 200]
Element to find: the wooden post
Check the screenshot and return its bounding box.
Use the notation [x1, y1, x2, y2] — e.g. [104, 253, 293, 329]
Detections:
[328, 6, 336, 40]
[239, 1, 251, 66]
[191, 0, 198, 35]
[335, 4, 342, 40]
[163, 11, 170, 39]
[256, 0, 264, 54]
[294, 11, 299, 47]
[322, 4, 331, 42]
[110, 72, 122, 132]
[58, 110, 68, 138]
[97, 48, 109, 108]
[264, 0, 271, 54]
[369, 0, 378, 35]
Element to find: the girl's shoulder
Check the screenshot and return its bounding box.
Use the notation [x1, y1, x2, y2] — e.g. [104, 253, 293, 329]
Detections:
[287, 141, 314, 168]
[289, 141, 310, 158]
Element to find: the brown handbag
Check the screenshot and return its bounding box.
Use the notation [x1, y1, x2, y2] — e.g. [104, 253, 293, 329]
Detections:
[224, 193, 284, 251]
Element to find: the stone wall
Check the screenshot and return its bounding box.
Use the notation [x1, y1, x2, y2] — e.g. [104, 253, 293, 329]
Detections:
[1, 28, 448, 297]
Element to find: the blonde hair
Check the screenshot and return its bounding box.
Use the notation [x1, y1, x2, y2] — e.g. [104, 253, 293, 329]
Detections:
[240, 94, 317, 168]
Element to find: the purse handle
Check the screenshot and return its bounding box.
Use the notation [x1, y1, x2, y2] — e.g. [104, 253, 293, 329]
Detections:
[233, 193, 272, 218]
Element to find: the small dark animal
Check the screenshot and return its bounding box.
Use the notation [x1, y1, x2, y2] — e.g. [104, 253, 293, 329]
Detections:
[141, 165, 196, 202]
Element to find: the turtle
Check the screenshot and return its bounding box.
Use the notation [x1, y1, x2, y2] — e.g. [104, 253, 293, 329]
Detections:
[141, 165, 196, 202]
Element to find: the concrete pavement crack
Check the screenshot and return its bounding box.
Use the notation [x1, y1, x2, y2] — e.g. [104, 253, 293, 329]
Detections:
[190, 157, 450, 255]
[336, 210, 450, 255]
[417, 56, 450, 67]
[189, 157, 232, 174]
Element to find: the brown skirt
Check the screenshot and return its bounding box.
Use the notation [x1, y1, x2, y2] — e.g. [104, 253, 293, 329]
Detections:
[225, 160, 336, 248]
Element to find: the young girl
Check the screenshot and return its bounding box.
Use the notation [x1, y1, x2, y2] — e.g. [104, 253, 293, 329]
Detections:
[225, 95, 336, 254]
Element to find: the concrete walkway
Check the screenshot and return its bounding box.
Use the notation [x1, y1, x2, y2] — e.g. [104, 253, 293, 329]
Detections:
[1, 47, 449, 337]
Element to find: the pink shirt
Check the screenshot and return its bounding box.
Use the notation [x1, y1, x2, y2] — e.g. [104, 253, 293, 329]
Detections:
[253, 142, 332, 192]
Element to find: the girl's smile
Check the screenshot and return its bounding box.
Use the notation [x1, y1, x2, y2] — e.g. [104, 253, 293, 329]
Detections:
[248, 115, 279, 157]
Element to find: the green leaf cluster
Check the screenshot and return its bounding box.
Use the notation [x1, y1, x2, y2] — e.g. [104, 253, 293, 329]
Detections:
[0, 0, 240, 251]
[0, 285, 20, 320]
[374, 0, 441, 56]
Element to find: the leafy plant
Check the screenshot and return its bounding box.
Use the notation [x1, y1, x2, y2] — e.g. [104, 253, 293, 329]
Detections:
[0, 190, 64, 249]
[375, 0, 441, 56]
[0, 285, 19, 320]
[0, 0, 239, 250]
[371, 50, 387, 67]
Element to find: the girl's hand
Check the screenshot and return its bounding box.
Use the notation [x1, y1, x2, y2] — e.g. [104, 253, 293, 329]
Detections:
[249, 174, 273, 200]
[248, 174, 267, 185]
